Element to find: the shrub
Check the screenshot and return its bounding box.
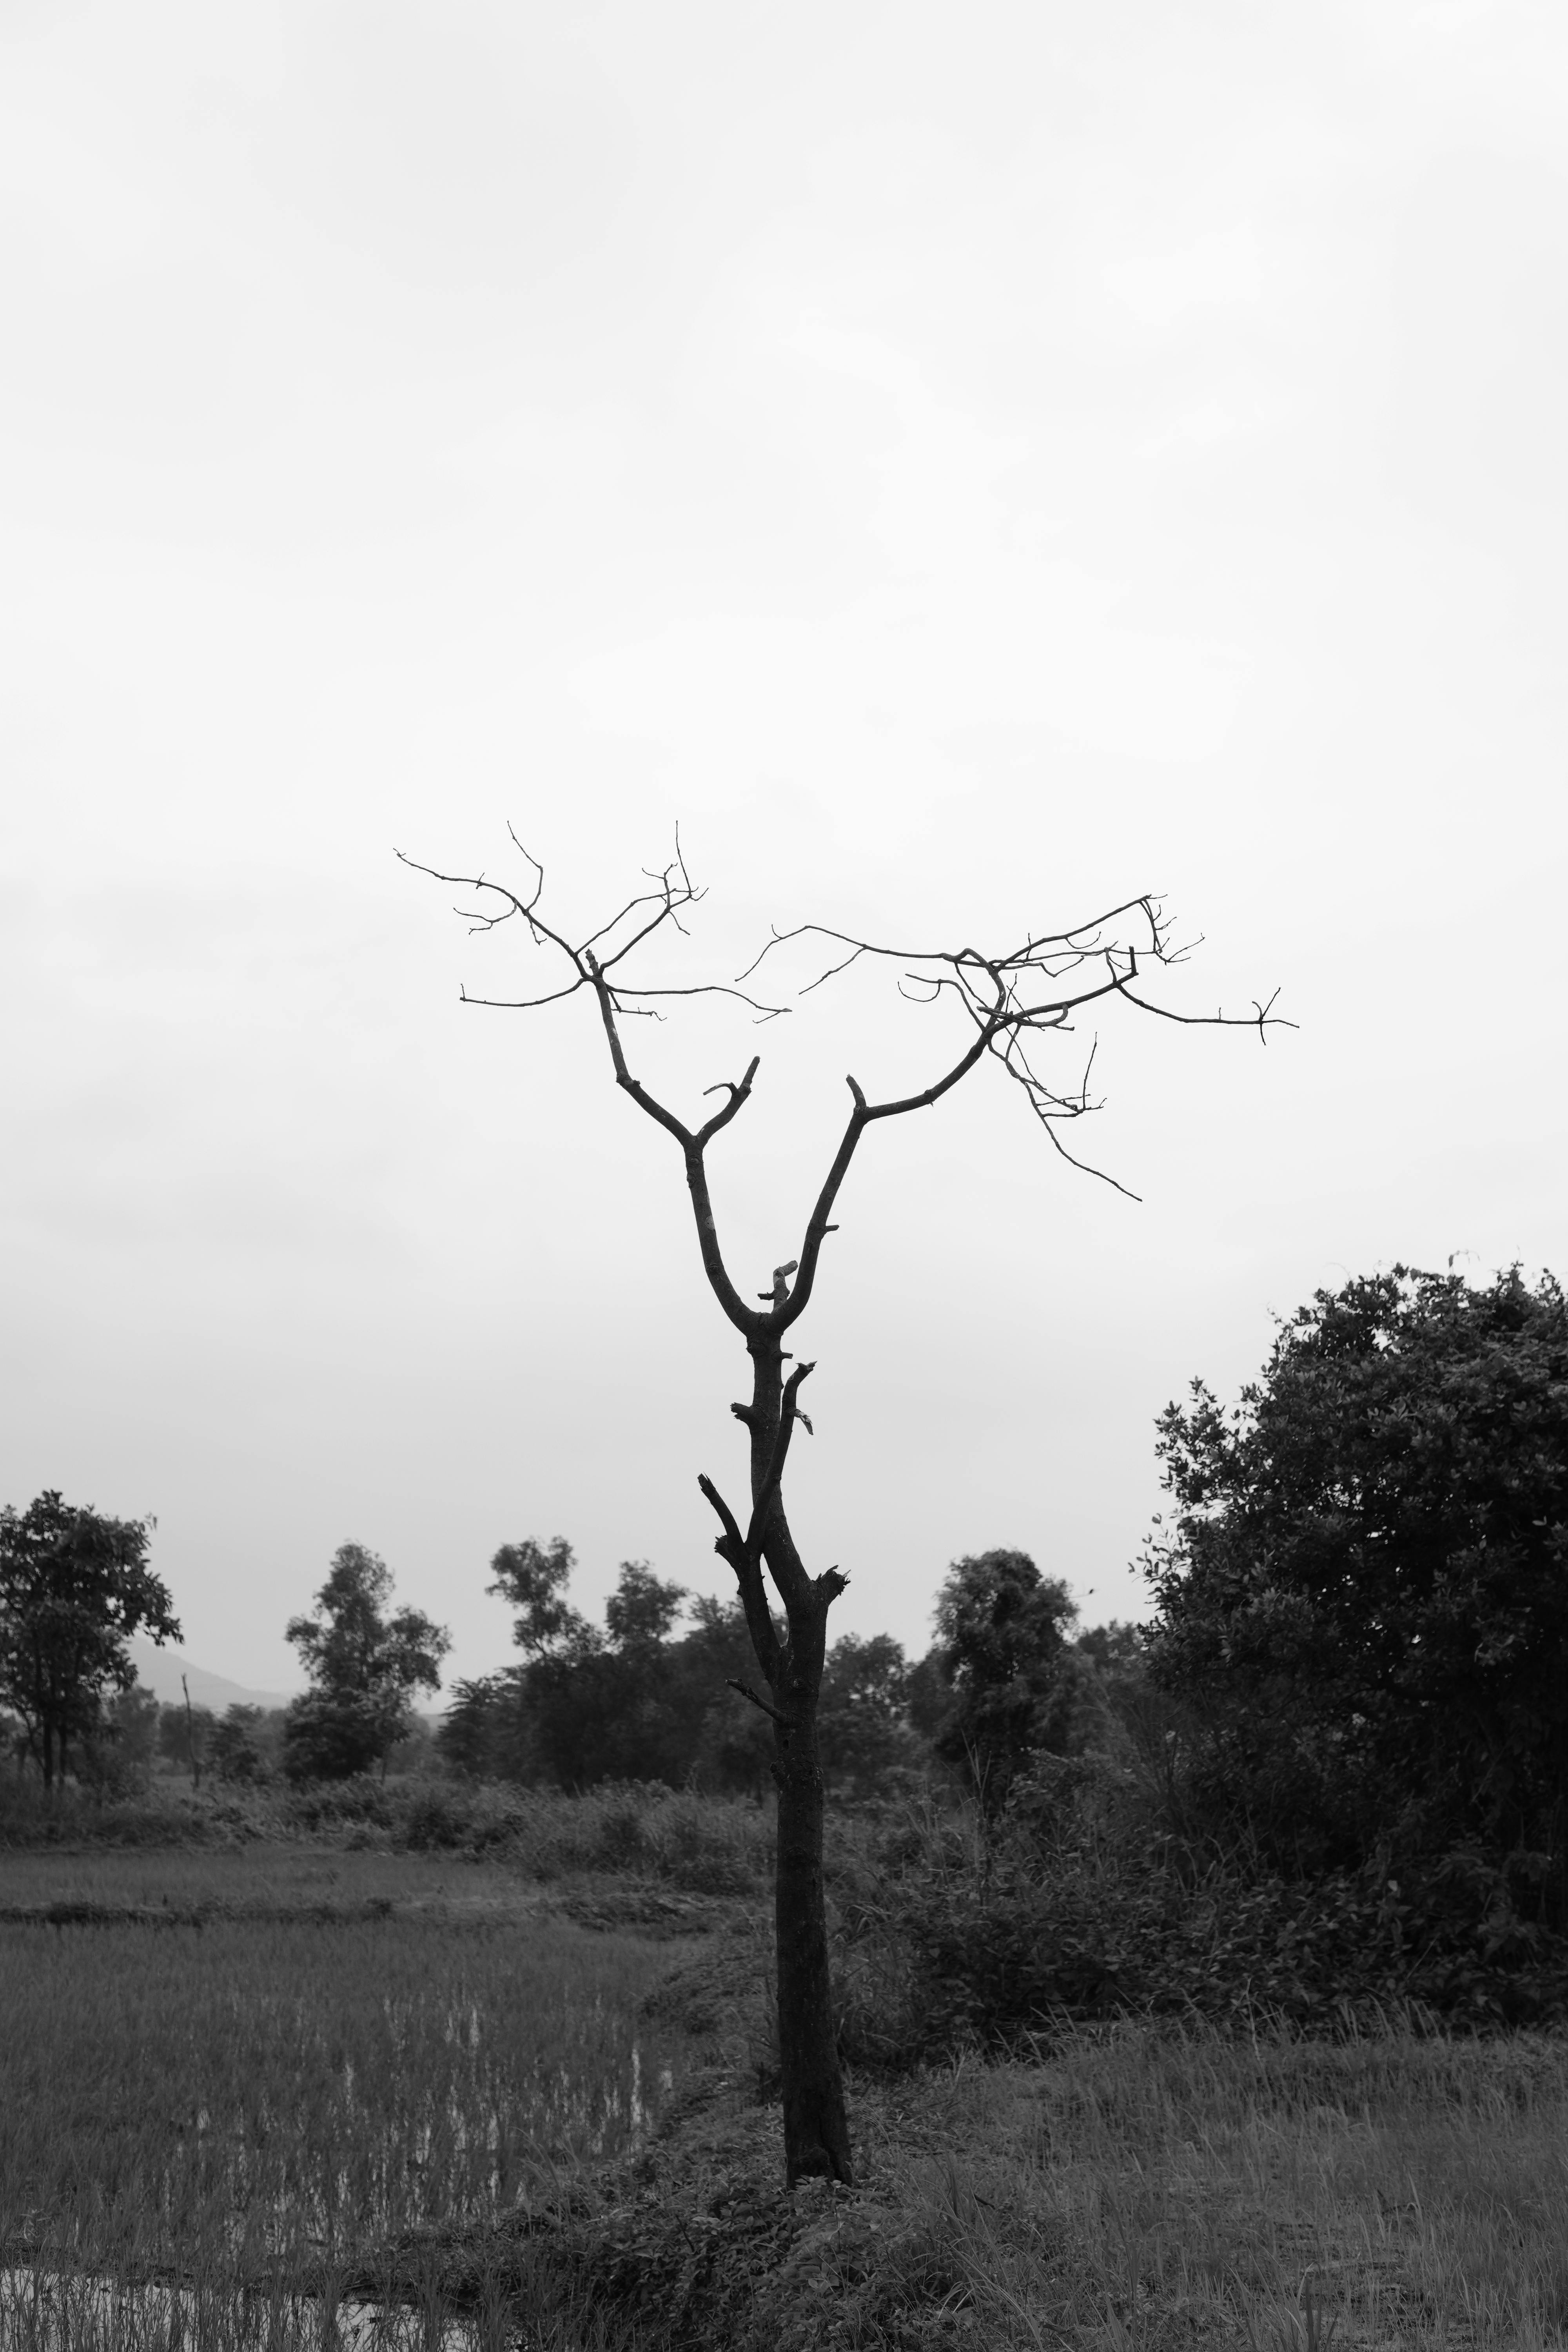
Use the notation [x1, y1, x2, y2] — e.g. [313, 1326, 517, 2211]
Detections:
[825, 1780, 1568, 2065]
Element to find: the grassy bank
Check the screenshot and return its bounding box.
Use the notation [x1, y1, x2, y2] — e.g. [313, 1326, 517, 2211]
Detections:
[387, 2019, 1568, 2350]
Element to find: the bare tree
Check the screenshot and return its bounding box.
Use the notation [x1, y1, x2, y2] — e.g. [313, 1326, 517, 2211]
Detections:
[401, 835, 1283, 2185]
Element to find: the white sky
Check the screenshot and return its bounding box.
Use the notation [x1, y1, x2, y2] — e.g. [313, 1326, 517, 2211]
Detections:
[2, 0, 1565, 1696]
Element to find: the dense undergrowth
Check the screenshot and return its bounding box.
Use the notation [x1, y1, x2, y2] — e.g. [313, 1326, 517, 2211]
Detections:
[7, 1768, 1568, 2045]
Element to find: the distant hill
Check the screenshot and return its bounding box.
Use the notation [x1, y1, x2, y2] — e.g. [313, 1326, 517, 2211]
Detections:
[127, 1637, 298, 1715]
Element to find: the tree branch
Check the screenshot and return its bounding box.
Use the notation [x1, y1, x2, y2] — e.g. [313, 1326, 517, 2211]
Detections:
[750, 1363, 815, 1530]
[405, 834, 1289, 1326]
[698, 1473, 782, 1682]
[727, 1677, 796, 1728]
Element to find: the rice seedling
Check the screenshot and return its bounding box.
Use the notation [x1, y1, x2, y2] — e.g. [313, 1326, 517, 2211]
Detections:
[0, 1907, 699, 2348]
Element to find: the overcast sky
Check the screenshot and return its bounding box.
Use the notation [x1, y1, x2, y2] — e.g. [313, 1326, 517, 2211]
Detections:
[3, 0, 1565, 1697]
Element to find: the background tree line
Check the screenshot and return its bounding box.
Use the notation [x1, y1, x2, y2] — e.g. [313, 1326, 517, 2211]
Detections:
[8, 1261, 1568, 1987]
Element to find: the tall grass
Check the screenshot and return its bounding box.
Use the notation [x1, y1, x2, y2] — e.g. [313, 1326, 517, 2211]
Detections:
[522, 2022, 1568, 2349]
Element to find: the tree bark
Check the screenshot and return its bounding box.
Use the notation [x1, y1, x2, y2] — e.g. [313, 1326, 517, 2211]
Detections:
[747, 1338, 853, 2185]
[772, 1688, 851, 2181]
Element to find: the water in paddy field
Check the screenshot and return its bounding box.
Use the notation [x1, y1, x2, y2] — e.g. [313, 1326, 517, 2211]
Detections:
[0, 2272, 486, 2349]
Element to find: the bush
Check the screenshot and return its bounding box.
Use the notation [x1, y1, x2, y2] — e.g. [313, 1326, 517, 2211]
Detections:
[827, 1783, 1568, 2065]
[0, 1776, 270, 1849]
[267, 1774, 774, 1887]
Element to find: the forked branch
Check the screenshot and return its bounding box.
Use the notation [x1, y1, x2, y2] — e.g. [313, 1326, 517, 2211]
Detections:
[403, 833, 1289, 1316]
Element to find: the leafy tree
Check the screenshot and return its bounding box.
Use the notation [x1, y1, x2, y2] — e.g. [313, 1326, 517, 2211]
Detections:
[685, 1595, 779, 1795]
[384, 1711, 438, 1776]
[494, 1553, 693, 1787]
[210, 1703, 274, 1784]
[439, 1559, 779, 1792]
[1074, 1621, 1147, 1677]
[283, 1544, 450, 1782]
[925, 1550, 1079, 1811]
[437, 1673, 517, 1780]
[81, 1682, 162, 1795]
[1143, 1266, 1568, 1912]
[159, 1692, 218, 1783]
[487, 1536, 590, 1658]
[405, 834, 1275, 2183]
[0, 1492, 179, 1788]
[439, 1538, 597, 1783]
[605, 1559, 688, 1651]
[816, 1634, 915, 1797]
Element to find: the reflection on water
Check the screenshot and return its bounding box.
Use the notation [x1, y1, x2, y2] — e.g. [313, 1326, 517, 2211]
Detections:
[0, 2270, 479, 2350]
[0, 2031, 664, 2348]
[129, 2029, 655, 2263]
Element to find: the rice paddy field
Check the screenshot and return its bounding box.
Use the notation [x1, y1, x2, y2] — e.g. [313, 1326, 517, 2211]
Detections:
[3, 1811, 1568, 2349]
[0, 1842, 709, 2348]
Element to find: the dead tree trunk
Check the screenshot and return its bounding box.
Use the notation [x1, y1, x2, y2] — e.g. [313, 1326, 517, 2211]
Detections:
[400, 834, 1282, 2187]
[182, 1670, 201, 1792]
[712, 1328, 854, 2180]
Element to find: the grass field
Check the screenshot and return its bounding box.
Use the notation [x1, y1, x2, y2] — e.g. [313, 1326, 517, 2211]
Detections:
[3, 1806, 1568, 2348]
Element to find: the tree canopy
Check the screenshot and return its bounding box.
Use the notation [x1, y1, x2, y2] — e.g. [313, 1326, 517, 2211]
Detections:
[1143, 1265, 1568, 1912]
[0, 1490, 179, 1788]
[283, 1543, 450, 1781]
[923, 1549, 1080, 1811]
[439, 1540, 920, 1800]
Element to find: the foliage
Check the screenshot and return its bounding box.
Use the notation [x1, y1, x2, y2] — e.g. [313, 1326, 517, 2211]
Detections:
[79, 1682, 162, 1796]
[0, 1491, 179, 1788]
[277, 1771, 776, 1891]
[829, 1786, 1568, 2067]
[208, 1703, 279, 1784]
[816, 1633, 919, 1798]
[922, 1550, 1081, 1811]
[1143, 1265, 1568, 1911]
[442, 1542, 920, 1800]
[486, 1533, 589, 1658]
[604, 1558, 688, 1651]
[283, 1543, 449, 1781]
[158, 1698, 216, 1775]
